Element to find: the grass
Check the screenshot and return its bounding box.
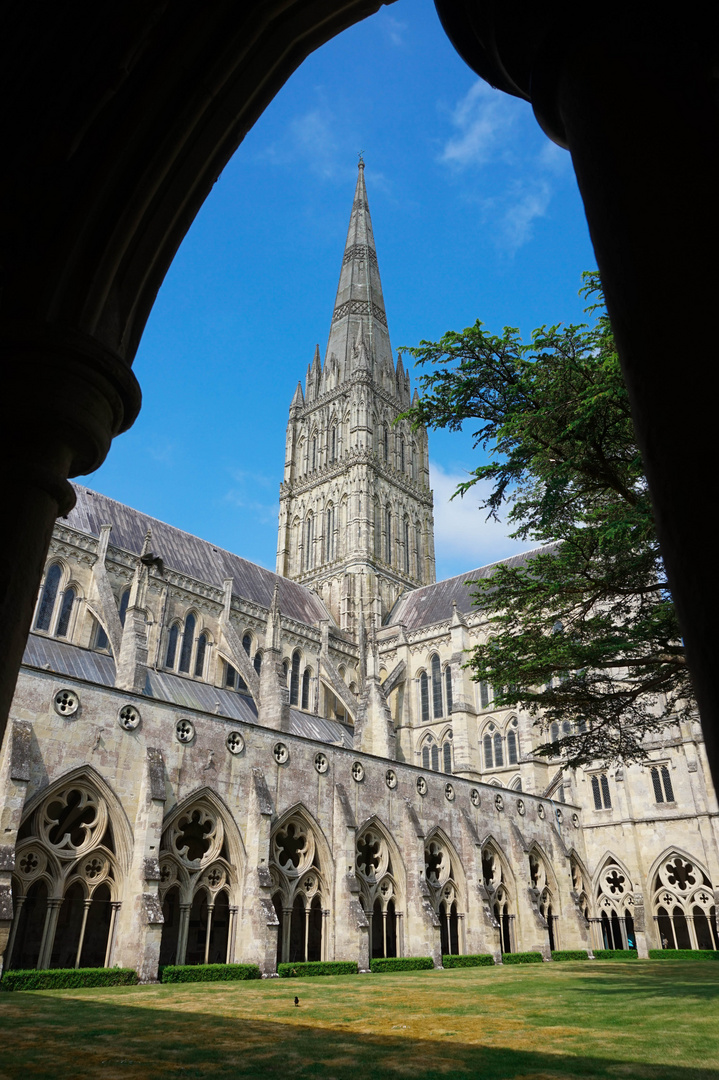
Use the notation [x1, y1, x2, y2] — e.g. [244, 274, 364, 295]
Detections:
[1, 961, 717, 1079]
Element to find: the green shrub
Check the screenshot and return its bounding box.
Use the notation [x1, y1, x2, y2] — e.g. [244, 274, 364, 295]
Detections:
[551, 950, 589, 961]
[370, 956, 434, 973]
[0, 967, 138, 992]
[649, 949, 719, 961]
[502, 951, 544, 965]
[277, 961, 358, 978]
[160, 963, 261, 983]
[442, 954, 495, 968]
[592, 949, 638, 960]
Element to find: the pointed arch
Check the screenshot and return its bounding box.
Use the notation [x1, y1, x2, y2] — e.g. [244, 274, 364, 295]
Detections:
[161, 786, 246, 875]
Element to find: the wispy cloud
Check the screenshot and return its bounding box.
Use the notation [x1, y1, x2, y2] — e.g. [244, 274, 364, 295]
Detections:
[430, 461, 527, 573]
[440, 81, 518, 170]
[439, 80, 569, 254]
[262, 102, 348, 181]
[223, 468, 278, 525]
[379, 12, 408, 47]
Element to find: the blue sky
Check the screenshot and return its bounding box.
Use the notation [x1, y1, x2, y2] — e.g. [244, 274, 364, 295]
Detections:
[91, 0, 596, 582]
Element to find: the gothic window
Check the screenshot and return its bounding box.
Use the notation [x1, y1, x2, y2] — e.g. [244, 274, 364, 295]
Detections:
[178, 613, 196, 673]
[651, 765, 675, 803]
[444, 666, 453, 715]
[242, 633, 252, 657]
[159, 798, 237, 967]
[326, 505, 335, 562]
[507, 720, 519, 765]
[119, 586, 130, 627]
[194, 632, 209, 678]
[384, 427, 389, 461]
[330, 425, 337, 464]
[7, 778, 120, 972]
[165, 623, 180, 668]
[493, 731, 504, 768]
[483, 729, 494, 770]
[301, 667, 311, 711]
[271, 812, 327, 965]
[400, 436, 405, 473]
[304, 514, 314, 571]
[54, 585, 75, 639]
[431, 654, 442, 719]
[550, 721, 560, 744]
[591, 773, 612, 810]
[593, 859, 635, 951]
[651, 854, 717, 951]
[422, 740, 432, 770]
[311, 436, 317, 472]
[356, 824, 402, 961]
[479, 681, 491, 709]
[510, 776, 522, 791]
[93, 617, 110, 652]
[385, 507, 392, 564]
[415, 523, 422, 576]
[253, 651, 262, 676]
[35, 563, 63, 632]
[225, 661, 238, 689]
[290, 650, 301, 707]
[419, 671, 429, 723]
[425, 834, 463, 956]
[443, 733, 453, 774]
[482, 844, 513, 953]
[403, 518, 410, 574]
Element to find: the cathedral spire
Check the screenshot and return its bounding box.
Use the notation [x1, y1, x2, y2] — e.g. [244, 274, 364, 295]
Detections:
[325, 159, 393, 381]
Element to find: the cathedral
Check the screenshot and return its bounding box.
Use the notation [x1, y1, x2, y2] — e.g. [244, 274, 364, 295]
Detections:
[1, 163, 716, 980]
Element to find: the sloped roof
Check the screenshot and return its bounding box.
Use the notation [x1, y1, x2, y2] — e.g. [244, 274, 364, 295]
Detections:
[21, 634, 353, 748]
[66, 484, 331, 627]
[387, 543, 558, 631]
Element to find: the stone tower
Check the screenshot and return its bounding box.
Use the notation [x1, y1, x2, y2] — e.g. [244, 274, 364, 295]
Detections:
[276, 160, 435, 633]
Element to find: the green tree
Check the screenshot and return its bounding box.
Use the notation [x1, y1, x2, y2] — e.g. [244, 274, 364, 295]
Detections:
[402, 273, 693, 767]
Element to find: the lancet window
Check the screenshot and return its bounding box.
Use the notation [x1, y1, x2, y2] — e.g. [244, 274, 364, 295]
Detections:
[34, 562, 77, 640]
[270, 812, 328, 965]
[7, 779, 121, 971]
[304, 514, 314, 571]
[507, 719, 519, 765]
[591, 773, 612, 810]
[425, 833, 464, 956]
[591, 858, 636, 951]
[652, 853, 717, 951]
[290, 650, 301, 706]
[356, 823, 403, 960]
[419, 671, 429, 723]
[178, 613, 196, 673]
[158, 798, 238, 967]
[385, 507, 392, 564]
[481, 844, 514, 954]
[650, 765, 675, 804]
[403, 518, 410, 574]
[301, 667, 312, 711]
[444, 666, 453, 715]
[529, 849, 558, 951]
[431, 654, 442, 719]
[325, 504, 335, 562]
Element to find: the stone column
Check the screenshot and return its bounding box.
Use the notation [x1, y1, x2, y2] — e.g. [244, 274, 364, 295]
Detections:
[0, 720, 32, 968]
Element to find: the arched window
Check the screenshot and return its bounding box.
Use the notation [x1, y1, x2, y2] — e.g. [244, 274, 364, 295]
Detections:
[444, 666, 453, 714]
[443, 737, 452, 774]
[431, 655, 442, 719]
[591, 773, 612, 810]
[403, 518, 410, 574]
[55, 586, 75, 638]
[242, 633, 252, 656]
[301, 667, 311, 711]
[415, 524, 422, 575]
[383, 427, 389, 461]
[507, 721, 519, 765]
[550, 721, 560, 744]
[93, 618, 110, 652]
[178, 613, 196, 673]
[311, 436, 317, 472]
[419, 672, 429, 723]
[651, 765, 675, 803]
[304, 514, 314, 571]
[493, 731, 504, 768]
[165, 624, 179, 668]
[35, 563, 62, 631]
[422, 741, 431, 770]
[326, 505, 335, 562]
[400, 436, 405, 473]
[118, 587, 130, 627]
[431, 742, 440, 771]
[194, 632, 209, 678]
[651, 854, 717, 951]
[272, 812, 327, 964]
[483, 731, 494, 770]
[253, 651, 262, 676]
[479, 681, 491, 709]
[330, 425, 337, 463]
[290, 650, 301, 706]
[385, 507, 392, 564]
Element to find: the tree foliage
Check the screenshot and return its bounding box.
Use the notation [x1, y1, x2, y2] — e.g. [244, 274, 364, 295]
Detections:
[402, 273, 694, 767]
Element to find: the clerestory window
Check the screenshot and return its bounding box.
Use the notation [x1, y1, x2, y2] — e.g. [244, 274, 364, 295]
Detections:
[651, 765, 675, 803]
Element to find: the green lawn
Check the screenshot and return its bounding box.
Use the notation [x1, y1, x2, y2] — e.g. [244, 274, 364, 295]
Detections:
[0, 961, 716, 1080]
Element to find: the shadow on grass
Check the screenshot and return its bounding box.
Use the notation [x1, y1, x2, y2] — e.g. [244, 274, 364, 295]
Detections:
[1, 991, 718, 1080]
[567, 962, 719, 1000]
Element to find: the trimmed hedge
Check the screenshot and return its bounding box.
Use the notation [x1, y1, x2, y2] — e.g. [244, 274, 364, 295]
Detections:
[502, 951, 544, 965]
[370, 956, 434, 973]
[0, 967, 138, 992]
[592, 949, 638, 960]
[442, 953, 495, 969]
[160, 963, 261, 983]
[649, 949, 719, 961]
[551, 950, 589, 962]
[277, 961, 358, 978]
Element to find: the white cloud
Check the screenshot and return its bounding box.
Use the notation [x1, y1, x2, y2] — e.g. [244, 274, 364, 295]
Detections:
[440, 81, 518, 170]
[430, 461, 528, 574]
[263, 104, 348, 181]
[499, 179, 552, 253]
[380, 13, 407, 47]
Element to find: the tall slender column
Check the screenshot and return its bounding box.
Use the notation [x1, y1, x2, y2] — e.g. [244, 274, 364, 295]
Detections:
[75, 900, 92, 968]
[4, 897, 25, 970]
[177, 904, 191, 966]
[105, 903, 121, 968]
[38, 899, 62, 970]
[282, 909, 291, 963]
[204, 904, 214, 965]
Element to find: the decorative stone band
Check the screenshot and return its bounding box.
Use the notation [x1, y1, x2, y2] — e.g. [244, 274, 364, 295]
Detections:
[342, 244, 378, 267]
[332, 299, 387, 327]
